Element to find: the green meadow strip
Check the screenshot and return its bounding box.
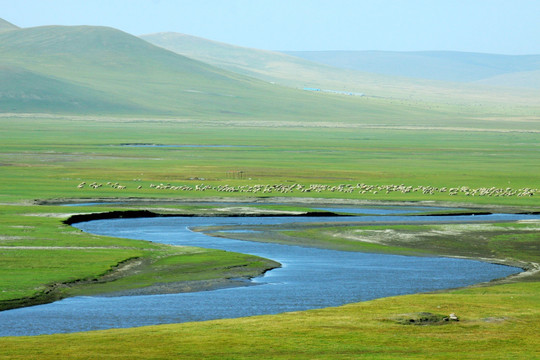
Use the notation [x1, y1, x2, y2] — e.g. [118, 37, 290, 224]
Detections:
[0, 114, 538, 357]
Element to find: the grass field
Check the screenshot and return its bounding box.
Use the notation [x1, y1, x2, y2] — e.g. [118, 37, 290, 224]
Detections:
[1, 280, 538, 359]
[0, 204, 279, 310]
[0, 22, 539, 358]
[1, 115, 538, 204]
[0, 111, 538, 359]
[0, 112, 538, 307]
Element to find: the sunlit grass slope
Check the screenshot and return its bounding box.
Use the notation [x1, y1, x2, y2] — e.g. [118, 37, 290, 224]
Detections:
[140, 31, 370, 89]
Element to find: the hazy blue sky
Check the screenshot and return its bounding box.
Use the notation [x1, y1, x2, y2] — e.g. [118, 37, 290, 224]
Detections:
[2, 0, 539, 54]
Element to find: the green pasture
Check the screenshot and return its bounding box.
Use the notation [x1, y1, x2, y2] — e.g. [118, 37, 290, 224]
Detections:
[0, 248, 143, 301]
[2, 207, 539, 358]
[0, 62, 538, 357]
[1, 115, 538, 205]
[0, 114, 538, 358]
[0, 21, 538, 359]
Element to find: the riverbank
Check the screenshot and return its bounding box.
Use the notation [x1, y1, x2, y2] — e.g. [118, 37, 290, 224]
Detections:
[0, 198, 538, 358]
[66, 204, 540, 285]
[2, 198, 538, 313]
[1, 266, 538, 359]
[0, 202, 285, 312]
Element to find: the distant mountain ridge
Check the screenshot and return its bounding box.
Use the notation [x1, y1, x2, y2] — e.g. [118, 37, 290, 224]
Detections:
[141, 32, 540, 102]
[283, 50, 540, 87]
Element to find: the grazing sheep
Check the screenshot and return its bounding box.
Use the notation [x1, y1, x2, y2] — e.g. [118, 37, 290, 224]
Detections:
[116, 180, 537, 199]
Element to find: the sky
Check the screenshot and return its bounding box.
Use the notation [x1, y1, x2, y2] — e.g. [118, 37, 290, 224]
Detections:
[2, 0, 540, 55]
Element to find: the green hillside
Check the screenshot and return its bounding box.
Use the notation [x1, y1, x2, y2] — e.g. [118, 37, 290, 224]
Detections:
[1, 23, 538, 126]
[141, 32, 447, 97]
[0, 65, 145, 113]
[141, 32, 540, 108]
[0, 25, 381, 120]
[284, 50, 540, 86]
[0, 18, 18, 33]
[140, 32, 357, 86]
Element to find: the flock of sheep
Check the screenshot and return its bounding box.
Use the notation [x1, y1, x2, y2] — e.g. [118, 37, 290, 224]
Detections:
[77, 182, 537, 197]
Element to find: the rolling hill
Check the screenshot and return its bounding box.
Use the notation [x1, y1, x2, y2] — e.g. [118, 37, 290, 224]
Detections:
[141, 32, 540, 105]
[0, 65, 144, 113]
[140, 32, 359, 87]
[1, 19, 538, 127]
[283, 50, 540, 87]
[475, 70, 540, 89]
[0, 23, 383, 120]
[141, 32, 434, 95]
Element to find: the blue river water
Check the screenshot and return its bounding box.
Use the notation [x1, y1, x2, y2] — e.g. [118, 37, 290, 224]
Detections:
[1, 208, 536, 337]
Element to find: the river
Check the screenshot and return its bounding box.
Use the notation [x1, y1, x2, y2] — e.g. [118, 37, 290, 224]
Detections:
[1, 207, 535, 337]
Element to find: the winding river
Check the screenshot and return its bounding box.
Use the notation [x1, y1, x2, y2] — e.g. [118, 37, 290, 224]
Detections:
[1, 207, 537, 337]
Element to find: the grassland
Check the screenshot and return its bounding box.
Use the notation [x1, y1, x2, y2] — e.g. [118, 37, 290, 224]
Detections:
[0, 113, 538, 357]
[0, 102, 538, 358]
[1, 115, 538, 204]
[0, 111, 538, 306]
[1, 280, 538, 359]
[0, 203, 279, 311]
[4, 25, 494, 121]
[0, 21, 539, 359]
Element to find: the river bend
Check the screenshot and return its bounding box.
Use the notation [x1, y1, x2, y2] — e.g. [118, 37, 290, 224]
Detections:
[1, 208, 536, 336]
